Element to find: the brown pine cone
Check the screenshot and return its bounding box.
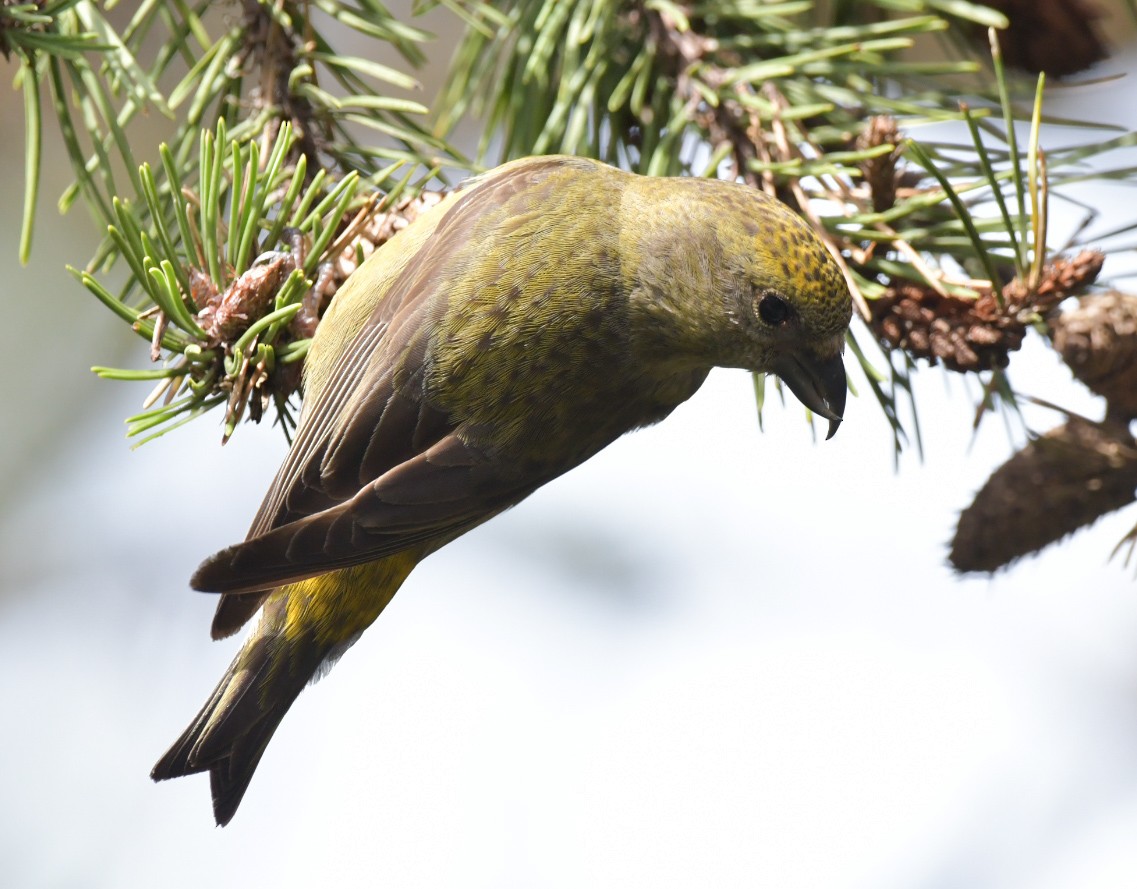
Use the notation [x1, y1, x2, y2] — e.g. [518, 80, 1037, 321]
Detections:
[982, 0, 1107, 76]
[1050, 290, 1137, 422]
[857, 116, 904, 214]
[870, 251, 1104, 372]
[950, 417, 1137, 573]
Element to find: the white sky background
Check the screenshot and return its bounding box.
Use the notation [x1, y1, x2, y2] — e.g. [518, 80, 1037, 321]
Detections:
[3, 7, 1137, 889]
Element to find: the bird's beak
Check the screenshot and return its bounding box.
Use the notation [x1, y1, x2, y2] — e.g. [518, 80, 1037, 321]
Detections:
[770, 348, 847, 440]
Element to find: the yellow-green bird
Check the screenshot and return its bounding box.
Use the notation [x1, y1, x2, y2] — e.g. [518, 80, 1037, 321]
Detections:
[151, 155, 852, 825]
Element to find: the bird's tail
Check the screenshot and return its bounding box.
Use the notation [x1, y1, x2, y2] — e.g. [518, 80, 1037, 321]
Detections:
[152, 555, 418, 826]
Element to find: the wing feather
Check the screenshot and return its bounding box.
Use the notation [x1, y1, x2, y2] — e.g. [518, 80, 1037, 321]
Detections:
[246, 313, 390, 537]
[194, 433, 553, 594]
[202, 158, 597, 606]
[242, 156, 578, 536]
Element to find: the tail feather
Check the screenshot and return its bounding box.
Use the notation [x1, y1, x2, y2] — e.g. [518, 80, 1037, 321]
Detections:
[210, 590, 271, 640]
[152, 600, 325, 826]
[154, 555, 420, 825]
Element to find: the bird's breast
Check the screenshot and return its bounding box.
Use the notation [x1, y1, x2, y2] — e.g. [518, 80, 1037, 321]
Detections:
[422, 277, 705, 467]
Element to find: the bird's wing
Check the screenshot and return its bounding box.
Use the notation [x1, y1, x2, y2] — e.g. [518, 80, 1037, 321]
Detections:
[242, 291, 445, 538]
[241, 155, 587, 539]
[196, 157, 591, 598]
[193, 431, 557, 594]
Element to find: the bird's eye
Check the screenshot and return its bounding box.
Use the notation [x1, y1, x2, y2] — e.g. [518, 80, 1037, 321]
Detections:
[757, 293, 789, 326]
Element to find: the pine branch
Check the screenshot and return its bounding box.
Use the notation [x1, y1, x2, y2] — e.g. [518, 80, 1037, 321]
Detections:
[16, 1, 491, 443]
[83, 121, 451, 445]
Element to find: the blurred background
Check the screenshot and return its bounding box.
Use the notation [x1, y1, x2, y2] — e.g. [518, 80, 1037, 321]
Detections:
[3, 4, 1137, 888]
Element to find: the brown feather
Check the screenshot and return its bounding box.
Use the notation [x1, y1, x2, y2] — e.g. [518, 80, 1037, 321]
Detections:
[193, 433, 559, 594]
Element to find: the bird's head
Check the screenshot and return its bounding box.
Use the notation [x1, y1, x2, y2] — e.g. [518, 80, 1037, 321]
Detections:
[623, 173, 853, 437]
[675, 182, 853, 439]
[738, 192, 852, 439]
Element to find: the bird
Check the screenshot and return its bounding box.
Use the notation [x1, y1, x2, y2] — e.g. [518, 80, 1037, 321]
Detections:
[151, 154, 853, 825]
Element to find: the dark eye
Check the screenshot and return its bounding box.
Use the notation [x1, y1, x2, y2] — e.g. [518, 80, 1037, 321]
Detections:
[757, 293, 789, 325]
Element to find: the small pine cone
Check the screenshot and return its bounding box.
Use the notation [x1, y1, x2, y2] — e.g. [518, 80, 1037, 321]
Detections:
[1043, 249, 1106, 296]
[950, 418, 1137, 573]
[196, 253, 297, 344]
[332, 189, 447, 284]
[981, 0, 1107, 77]
[857, 116, 903, 213]
[1002, 250, 1104, 316]
[1051, 290, 1137, 422]
[275, 188, 451, 346]
[869, 283, 1017, 372]
[257, 189, 451, 343]
[871, 251, 1103, 373]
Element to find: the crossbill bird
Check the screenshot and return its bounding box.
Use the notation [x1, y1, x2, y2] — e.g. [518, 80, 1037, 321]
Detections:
[151, 155, 853, 825]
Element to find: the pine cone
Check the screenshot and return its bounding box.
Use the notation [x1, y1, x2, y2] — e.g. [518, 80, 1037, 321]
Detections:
[870, 281, 1020, 372]
[331, 189, 447, 285]
[982, 0, 1107, 76]
[180, 186, 451, 430]
[857, 116, 904, 213]
[285, 189, 449, 343]
[950, 417, 1137, 573]
[196, 253, 296, 344]
[1050, 290, 1137, 422]
[870, 251, 1103, 373]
